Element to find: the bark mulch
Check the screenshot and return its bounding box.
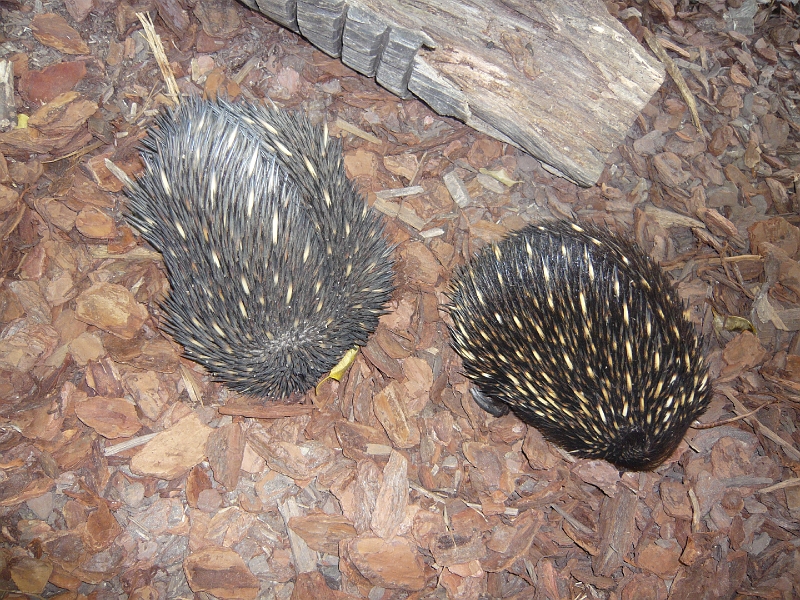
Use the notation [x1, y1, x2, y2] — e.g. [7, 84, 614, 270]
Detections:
[1, 0, 799, 597]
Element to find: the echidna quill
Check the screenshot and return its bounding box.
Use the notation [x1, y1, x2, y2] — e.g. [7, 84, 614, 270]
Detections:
[448, 221, 711, 471]
[125, 98, 394, 399]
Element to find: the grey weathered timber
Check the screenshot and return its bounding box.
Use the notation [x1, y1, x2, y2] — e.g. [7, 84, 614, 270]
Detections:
[242, 0, 665, 186]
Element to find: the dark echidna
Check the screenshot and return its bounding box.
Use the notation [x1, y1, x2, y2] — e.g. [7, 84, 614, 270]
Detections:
[448, 221, 711, 471]
[125, 98, 394, 399]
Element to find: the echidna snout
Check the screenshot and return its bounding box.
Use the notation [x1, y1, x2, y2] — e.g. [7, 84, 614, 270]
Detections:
[448, 220, 711, 471]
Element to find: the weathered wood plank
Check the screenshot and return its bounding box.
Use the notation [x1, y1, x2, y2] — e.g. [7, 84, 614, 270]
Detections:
[244, 0, 664, 186]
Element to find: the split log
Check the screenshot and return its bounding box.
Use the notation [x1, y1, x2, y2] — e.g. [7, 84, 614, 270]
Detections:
[240, 0, 665, 186]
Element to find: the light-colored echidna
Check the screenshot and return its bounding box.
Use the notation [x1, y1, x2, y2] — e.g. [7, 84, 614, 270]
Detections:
[448, 220, 711, 471]
[125, 98, 394, 399]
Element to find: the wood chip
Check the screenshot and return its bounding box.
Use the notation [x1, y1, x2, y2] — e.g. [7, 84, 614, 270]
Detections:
[346, 536, 427, 591]
[288, 513, 357, 555]
[129, 413, 212, 479]
[184, 547, 260, 599]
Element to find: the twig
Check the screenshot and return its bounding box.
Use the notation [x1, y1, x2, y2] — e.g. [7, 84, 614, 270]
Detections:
[137, 12, 180, 105]
[642, 28, 702, 135]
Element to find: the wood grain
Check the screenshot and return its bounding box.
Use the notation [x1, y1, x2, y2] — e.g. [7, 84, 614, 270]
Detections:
[241, 0, 665, 185]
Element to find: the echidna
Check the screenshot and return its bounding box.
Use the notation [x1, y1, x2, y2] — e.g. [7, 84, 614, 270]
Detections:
[448, 221, 711, 471]
[125, 98, 394, 399]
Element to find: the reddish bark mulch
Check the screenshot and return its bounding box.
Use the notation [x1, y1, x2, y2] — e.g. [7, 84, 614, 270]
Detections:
[1, 0, 799, 598]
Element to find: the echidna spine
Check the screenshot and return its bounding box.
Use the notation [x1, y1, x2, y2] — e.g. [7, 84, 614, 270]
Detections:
[125, 98, 394, 399]
[448, 220, 711, 471]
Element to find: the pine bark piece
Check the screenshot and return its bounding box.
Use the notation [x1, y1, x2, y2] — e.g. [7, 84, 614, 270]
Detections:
[288, 513, 357, 554]
[74, 282, 148, 340]
[183, 546, 260, 599]
[430, 529, 486, 567]
[292, 571, 361, 600]
[370, 449, 408, 539]
[346, 535, 428, 591]
[249, 438, 337, 481]
[129, 413, 212, 480]
[592, 486, 638, 577]
[335, 421, 393, 461]
[207, 421, 245, 491]
[245, 0, 664, 186]
[348, 459, 383, 533]
[373, 381, 420, 448]
[9, 556, 53, 595]
[279, 496, 319, 574]
[481, 509, 542, 572]
[74, 396, 141, 439]
[29, 13, 90, 54]
[186, 465, 213, 508]
[85, 501, 123, 553]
